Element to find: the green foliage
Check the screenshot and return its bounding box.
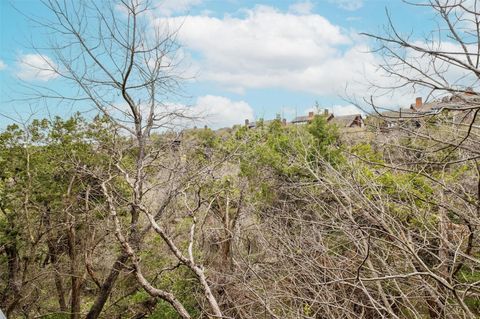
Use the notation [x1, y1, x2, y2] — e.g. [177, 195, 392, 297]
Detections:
[2, 110, 478, 319]
[0, 114, 114, 315]
[124, 268, 201, 319]
[38, 314, 70, 319]
[351, 143, 383, 165]
[237, 116, 343, 180]
[307, 115, 343, 166]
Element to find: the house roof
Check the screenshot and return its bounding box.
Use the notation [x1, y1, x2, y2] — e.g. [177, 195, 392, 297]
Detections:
[292, 113, 333, 123]
[379, 92, 479, 122]
[415, 102, 437, 113]
[427, 93, 480, 113]
[450, 92, 480, 103]
[291, 115, 310, 123]
[329, 114, 363, 127]
[380, 108, 420, 119]
[246, 119, 280, 128]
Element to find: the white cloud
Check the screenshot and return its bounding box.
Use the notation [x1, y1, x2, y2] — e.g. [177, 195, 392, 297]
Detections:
[288, 1, 314, 15]
[189, 95, 254, 129]
[101, 95, 252, 130]
[0, 59, 6, 71]
[153, 4, 469, 112]
[331, 104, 362, 116]
[155, 0, 202, 16]
[329, 0, 363, 11]
[16, 54, 58, 81]
[304, 104, 362, 117]
[158, 6, 364, 96]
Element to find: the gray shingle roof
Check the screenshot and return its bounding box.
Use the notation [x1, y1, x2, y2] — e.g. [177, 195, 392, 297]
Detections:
[329, 114, 363, 127]
[381, 108, 420, 119]
[291, 115, 310, 123]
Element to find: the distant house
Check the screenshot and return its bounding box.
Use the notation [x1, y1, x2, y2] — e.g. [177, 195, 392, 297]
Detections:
[291, 110, 333, 124]
[379, 92, 480, 129]
[379, 97, 431, 129]
[380, 108, 420, 129]
[244, 119, 257, 129]
[329, 114, 364, 128]
[435, 91, 480, 127]
[427, 89, 480, 114]
[244, 118, 287, 129]
[244, 110, 364, 129]
[237, 92, 478, 133]
[291, 111, 314, 124]
[291, 110, 364, 128]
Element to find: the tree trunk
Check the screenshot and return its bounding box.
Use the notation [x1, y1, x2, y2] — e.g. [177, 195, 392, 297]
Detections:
[85, 253, 128, 319]
[4, 244, 21, 317]
[44, 207, 68, 312]
[51, 252, 68, 312]
[68, 219, 81, 319]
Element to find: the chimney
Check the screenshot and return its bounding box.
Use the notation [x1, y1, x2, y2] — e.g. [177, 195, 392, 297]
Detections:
[415, 97, 422, 109]
[308, 111, 314, 119]
[245, 119, 249, 127]
[282, 118, 287, 126]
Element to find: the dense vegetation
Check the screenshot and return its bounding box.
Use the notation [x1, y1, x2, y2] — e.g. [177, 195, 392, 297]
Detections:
[2, 0, 480, 318]
[1, 111, 479, 318]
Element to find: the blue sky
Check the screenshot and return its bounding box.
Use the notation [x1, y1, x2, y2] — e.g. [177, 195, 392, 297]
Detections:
[0, 0, 434, 128]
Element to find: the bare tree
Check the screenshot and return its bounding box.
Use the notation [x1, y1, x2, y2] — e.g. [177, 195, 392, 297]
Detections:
[362, 0, 480, 136]
[19, 0, 225, 318]
[6, 1, 479, 319]
[339, 1, 480, 317]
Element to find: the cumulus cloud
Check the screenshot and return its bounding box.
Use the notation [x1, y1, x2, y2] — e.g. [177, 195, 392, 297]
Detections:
[0, 59, 6, 71]
[188, 95, 254, 129]
[16, 54, 58, 81]
[102, 95, 252, 130]
[157, 6, 367, 95]
[153, 4, 465, 111]
[331, 104, 362, 116]
[329, 0, 363, 11]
